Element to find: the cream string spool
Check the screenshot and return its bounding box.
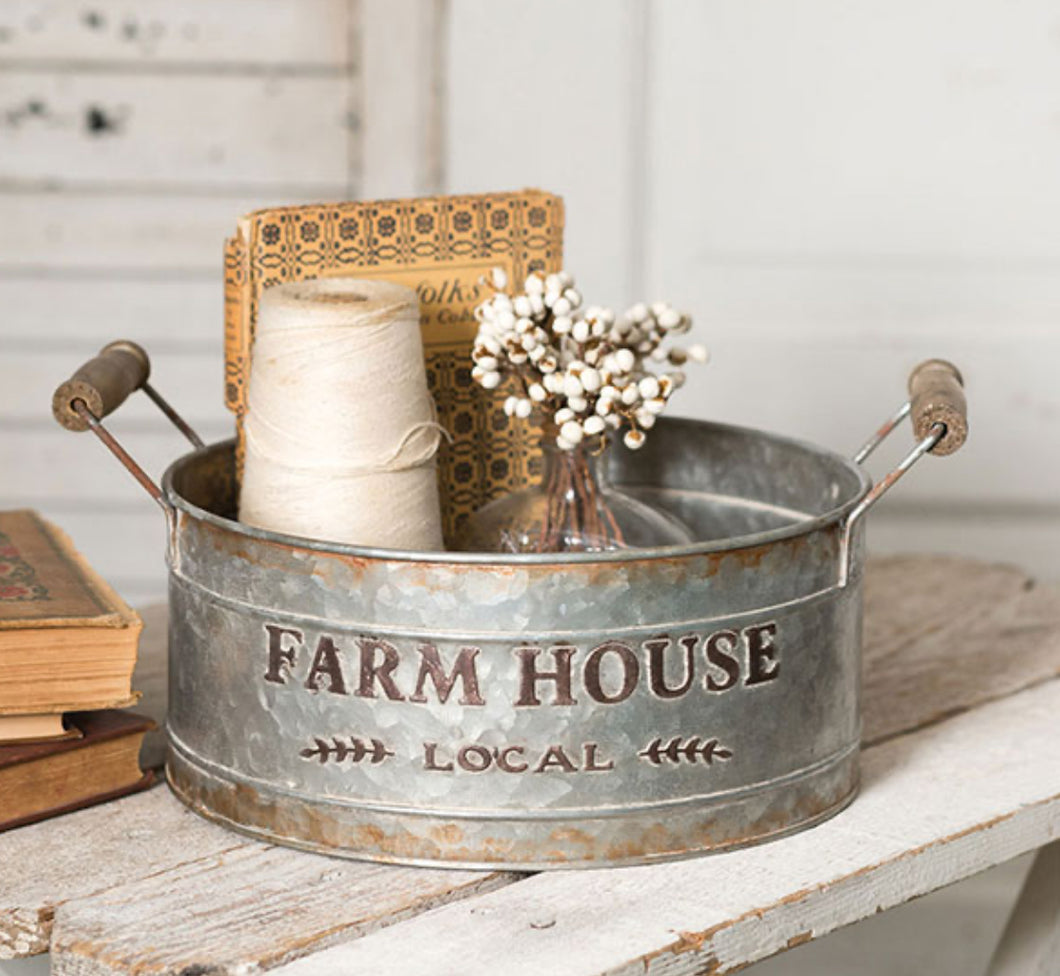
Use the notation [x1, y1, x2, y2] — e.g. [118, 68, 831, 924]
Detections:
[238, 278, 446, 551]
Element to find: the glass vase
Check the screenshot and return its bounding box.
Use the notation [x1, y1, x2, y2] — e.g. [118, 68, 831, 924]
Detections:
[458, 433, 693, 554]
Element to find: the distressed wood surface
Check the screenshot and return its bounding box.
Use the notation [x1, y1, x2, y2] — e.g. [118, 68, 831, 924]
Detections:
[862, 557, 1060, 742]
[0, 0, 350, 67]
[272, 679, 1060, 976]
[0, 191, 336, 271]
[0, 555, 1057, 973]
[50, 848, 513, 976]
[0, 72, 353, 189]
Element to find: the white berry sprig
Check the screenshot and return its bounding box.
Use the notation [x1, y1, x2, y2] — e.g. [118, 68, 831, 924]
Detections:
[471, 268, 707, 451]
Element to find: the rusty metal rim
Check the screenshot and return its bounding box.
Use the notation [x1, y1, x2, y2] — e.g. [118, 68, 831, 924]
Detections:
[165, 752, 860, 871]
[161, 417, 872, 566]
[167, 565, 863, 641]
[166, 728, 859, 821]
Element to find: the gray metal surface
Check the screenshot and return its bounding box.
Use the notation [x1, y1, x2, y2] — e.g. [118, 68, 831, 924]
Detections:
[161, 417, 873, 868]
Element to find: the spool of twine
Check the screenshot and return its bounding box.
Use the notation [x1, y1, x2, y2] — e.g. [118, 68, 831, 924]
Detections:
[238, 277, 446, 551]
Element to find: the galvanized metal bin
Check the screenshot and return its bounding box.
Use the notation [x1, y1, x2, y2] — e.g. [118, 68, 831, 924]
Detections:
[53, 346, 968, 868]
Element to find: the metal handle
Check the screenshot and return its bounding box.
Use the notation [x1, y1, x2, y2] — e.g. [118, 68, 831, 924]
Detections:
[52, 340, 204, 508]
[52, 340, 150, 432]
[909, 358, 967, 456]
[839, 359, 968, 584]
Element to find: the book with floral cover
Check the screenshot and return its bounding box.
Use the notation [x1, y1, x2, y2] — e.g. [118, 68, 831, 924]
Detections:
[0, 710, 153, 832]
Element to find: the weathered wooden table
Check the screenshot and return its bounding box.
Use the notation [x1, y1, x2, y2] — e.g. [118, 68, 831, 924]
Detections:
[2, 556, 1059, 976]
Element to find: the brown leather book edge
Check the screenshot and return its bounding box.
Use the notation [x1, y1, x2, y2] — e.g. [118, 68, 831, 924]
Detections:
[0, 710, 156, 769]
[0, 770, 156, 833]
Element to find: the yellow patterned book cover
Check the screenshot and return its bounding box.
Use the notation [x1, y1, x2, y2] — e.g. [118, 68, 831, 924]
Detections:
[224, 189, 565, 544]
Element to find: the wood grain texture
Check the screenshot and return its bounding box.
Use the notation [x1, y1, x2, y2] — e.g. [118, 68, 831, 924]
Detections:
[0, 0, 350, 68]
[271, 678, 1060, 976]
[862, 558, 1060, 743]
[0, 191, 343, 271]
[50, 847, 513, 976]
[0, 72, 353, 189]
[0, 279, 222, 346]
[0, 788, 241, 958]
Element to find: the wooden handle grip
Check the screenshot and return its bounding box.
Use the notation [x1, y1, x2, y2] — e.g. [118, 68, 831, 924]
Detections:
[52, 341, 150, 432]
[908, 359, 967, 456]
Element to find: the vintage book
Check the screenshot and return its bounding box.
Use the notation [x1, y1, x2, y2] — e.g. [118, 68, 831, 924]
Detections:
[0, 710, 154, 832]
[0, 510, 142, 715]
[224, 189, 565, 543]
[0, 713, 80, 744]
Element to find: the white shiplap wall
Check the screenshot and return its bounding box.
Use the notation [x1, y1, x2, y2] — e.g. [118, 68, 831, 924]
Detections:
[445, 0, 1060, 580]
[0, 0, 359, 605]
[1, 0, 1058, 610]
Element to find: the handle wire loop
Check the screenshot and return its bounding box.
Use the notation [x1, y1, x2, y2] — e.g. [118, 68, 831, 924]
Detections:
[839, 400, 946, 586]
[71, 385, 204, 510]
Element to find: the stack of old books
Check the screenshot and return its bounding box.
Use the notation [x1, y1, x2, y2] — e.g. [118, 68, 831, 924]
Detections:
[0, 509, 154, 832]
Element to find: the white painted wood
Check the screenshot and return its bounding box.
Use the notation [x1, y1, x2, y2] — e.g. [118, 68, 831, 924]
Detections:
[1, 425, 231, 505]
[0, 72, 353, 188]
[271, 678, 1060, 976]
[0, 788, 245, 958]
[445, 0, 644, 306]
[360, 0, 447, 198]
[0, 279, 221, 346]
[0, 0, 350, 67]
[2, 349, 226, 426]
[645, 0, 1060, 266]
[748, 855, 1033, 976]
[0, 191, 334, 270]
[985, 840, 1060, 976]
[49, 845, 511, 976]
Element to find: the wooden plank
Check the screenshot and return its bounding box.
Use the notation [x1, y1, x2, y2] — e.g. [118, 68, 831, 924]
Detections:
[0, 73, 352, 188]
[0, 0, 350, 68]
[446, 0, 643, 306]
[1, 424, 231, 505]
[862, 558, 1060, 742]
[985, 840, 1060, 976]
[1, 348, 225, 426]
[0, 788, 245, 958]
[0, 192, 336, 270]
[49, 843, 513, 976]
[0, 278, 222, 345]
[269, 678, 1060, 976]
[645, 0, 1060, 266]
